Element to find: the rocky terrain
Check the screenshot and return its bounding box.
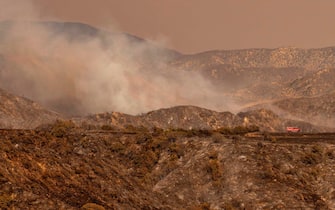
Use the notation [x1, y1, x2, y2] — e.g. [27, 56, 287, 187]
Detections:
[0, 21, 335, 209]
[76, 106, 330, 133]
[0, 88, 60, 129]
[0, 123, 334, 209]
[1, 21, 334, 127]
[168, 48, 335, 128]
[273, 92, 335, 127]
[282, 68, 335, 97]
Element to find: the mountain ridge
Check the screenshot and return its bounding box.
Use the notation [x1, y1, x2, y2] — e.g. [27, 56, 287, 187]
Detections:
[0, 21, 334, 132]
[1, 21, 335, 209]
[0, 88, 61, 128]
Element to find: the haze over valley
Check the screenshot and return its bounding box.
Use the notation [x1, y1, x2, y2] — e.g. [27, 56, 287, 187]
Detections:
[0, 21, 334, 132]
[1, 1, 335, 209]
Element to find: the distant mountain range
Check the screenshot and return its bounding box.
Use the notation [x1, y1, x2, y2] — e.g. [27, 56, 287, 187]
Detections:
[0, 21, 181, 58]
[168, 47, 335, 129]
[0, 21, 334, 131]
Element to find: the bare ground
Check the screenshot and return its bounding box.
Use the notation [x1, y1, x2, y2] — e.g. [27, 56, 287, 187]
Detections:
[0, 123, 334, 209]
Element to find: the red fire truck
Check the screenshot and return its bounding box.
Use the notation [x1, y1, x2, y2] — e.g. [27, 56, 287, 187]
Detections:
[286, 127, 301, 133]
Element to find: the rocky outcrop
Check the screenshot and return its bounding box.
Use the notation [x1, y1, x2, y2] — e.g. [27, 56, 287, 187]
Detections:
[0, 88, 61, 128]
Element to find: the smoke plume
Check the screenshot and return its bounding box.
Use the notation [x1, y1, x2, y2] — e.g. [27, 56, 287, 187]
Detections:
[0, 2, 236, 116]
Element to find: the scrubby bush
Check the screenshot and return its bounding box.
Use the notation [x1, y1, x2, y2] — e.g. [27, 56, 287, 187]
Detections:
[301, 144, 325, 165]
[188, 202, 211, 210]
[79, 121, 97, 130]
[151, 137, 169, 149]
[168, 143, 185, 159]
[110, 142, 125, 153]
[50, 120, 75, 137]
[0, 193, 14, 209]
[163, 128, 214, 138]
[151, 127, 164, 136]
[216, 125, 259, 135]
[205, 152, 221, 181]
[100, 124, 114, 130]
[212, 132, 225, 143]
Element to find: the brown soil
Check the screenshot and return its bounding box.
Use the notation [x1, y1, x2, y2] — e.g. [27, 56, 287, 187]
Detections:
[0, 123, 334, 209]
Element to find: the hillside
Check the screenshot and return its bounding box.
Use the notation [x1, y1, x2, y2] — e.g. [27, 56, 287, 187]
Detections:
[0, 21, 181, 60]
[171, 47, 335, 71]
[168, 47, 335, 128]
[75, 106, 330, 133]
[169, 47, 335, 100]
[0, 88, 60, 129]
[0, 21, 183, 116]
[0, 20, 335, 209]
[0, 124, 334, 209]
[273, 92, 335, 127]
[282, 68, 335, 97]
[242, 91, 335, 129]
[75, 106, 242, 130]
[1, 21, 335, 120]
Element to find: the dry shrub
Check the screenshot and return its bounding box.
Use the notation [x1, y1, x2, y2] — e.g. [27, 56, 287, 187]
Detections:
[206, 152, 221, 181]
[212, 132, 225, 143]
[151, 137, 169, 149]
[100, 124, 114, 130]
[301, 144, 325, 165]
[217, 125, 259, 135]
[168, 143, 185, 159]
[0, 193, 15, 209]
[80, 122, 97, 130]
[110, 142, 125, 153]
[188, 202, 211, 210]
[151, 127, 164, 136]
[222, 198, 243, 210]
[49, 120, 75, 137]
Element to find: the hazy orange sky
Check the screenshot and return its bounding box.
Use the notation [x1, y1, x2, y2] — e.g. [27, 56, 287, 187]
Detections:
[2, 0, 335, 53]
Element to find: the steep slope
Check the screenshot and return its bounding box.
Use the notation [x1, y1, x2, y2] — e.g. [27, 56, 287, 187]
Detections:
[1, 21, 334, 130]
[0, 128, 179, 209]
[1, 126, 334, 209]
[242, 91, 335, 130]
[171, 47, 335, 71]
[151, 134, 335, 209]
[0, 88, 61, 128]
[273, 92, 335, 127]
[0, 21, 182, 116]
[75, 106, 242, 130]
[238, 109, 328, 133]
[170, 47, 335, 105]
[76, 105, 329, 132]
[282, 68, 335, 97]
[0, 21, 181, 60]
[170, 48, 335, 128]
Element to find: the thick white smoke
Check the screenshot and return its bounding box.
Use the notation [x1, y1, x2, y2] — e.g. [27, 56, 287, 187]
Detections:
[0, 1, 237, 116]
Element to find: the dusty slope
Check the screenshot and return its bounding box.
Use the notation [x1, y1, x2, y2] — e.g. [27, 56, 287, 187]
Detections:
[170, 48, 335, 120]
[0, 86, 329, 132]
[282, 68, 335, 97]
[242, 91, 335, 129]
[0, 124, 334, 209]
[171, 47, 335, 71]
[74, 106, 242, 130]
[76, 106, 329, 133]
[0, 127, 177, 209]
[1, 21, 334, 131]
[273, 92, 335, 127]
[0, 88, 61, 129]
[0, 21, 181, 59]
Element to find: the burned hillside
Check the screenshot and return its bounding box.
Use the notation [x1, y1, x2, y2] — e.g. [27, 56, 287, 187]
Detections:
[0, 123, 334, 209]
